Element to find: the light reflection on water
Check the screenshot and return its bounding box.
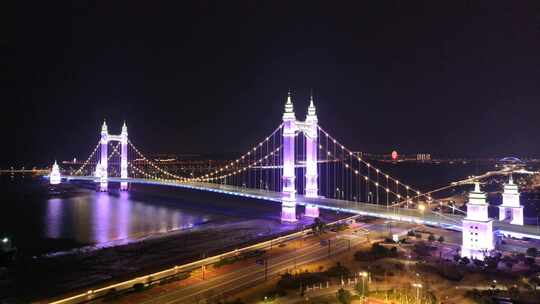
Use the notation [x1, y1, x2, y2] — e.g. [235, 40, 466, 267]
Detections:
[45, 188, 210, 245]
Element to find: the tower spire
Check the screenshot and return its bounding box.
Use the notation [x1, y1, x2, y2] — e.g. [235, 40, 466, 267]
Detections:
[101, 119, 108, 132]
[308, 91, 316, 116]
[284, 90, 294, 113]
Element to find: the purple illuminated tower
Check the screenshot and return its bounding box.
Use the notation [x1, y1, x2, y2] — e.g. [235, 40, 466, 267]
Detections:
[304, 95, 319, 217]
[96, 120, 129, 192]
[280, 91, 321, 221]
[100, 121, 109, 192]
[498, 175, 523, 225]
[281, 91, 298, 222]
[120, 122, 128, 191]
[50, 160, 61, 185]
[461, 183, 494, 260]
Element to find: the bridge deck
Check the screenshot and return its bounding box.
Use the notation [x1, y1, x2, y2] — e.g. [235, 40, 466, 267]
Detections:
[63, 176, 540, 240]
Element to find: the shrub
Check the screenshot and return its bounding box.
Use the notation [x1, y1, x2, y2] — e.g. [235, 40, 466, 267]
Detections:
[526, 247, 538, 257]
[336, 288, 352, 304]
[355, 281, 369, 297]
[354, 243, 398, 261]
[133, 283, 145, 292]
[438, 264, 464, 281]
[413, 243, 436, 257]
[326, 262, 350, 277]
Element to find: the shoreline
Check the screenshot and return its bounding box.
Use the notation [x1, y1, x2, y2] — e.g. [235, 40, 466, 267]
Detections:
[9, 209, 348, 302]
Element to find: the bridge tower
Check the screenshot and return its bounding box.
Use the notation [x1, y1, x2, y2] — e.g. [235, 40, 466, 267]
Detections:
[120, 122, 129, 191]
[461, 183, 494, 260]
[304, 94, 319, 217]
[498, 175, 523, 225]
[100, 121, 109, 191]
[50, 161, 61, 185]
[97, 120, 129, 192]
[281, 91, 298, 222]
[281, 91, 320, 221]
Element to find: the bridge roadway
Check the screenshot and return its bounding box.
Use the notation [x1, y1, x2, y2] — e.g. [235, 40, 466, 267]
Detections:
[64, 176, 540, 240]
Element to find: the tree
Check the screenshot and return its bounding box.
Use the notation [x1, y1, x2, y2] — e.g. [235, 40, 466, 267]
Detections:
[326, 262, 350, 277]
[459, 256, 470, 266]
[484, 256, 499, 271]
[355, 281, 369, 297]
[525, 257, 536, 267]
[428, 234, 436, 242]
[526, 247, 538, 257]
[437, 236, 445, 243]
[336, 288, 352, 304]
[472, 259, 484, 268]
[312, 217, 325, 234]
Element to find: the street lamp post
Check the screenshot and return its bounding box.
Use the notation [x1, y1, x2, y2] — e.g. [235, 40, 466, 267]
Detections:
[359, 271, 368, 301]
[412, 283, 422, 304]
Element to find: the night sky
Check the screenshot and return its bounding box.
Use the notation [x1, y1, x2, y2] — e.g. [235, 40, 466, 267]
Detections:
[7, 1, 540, 167]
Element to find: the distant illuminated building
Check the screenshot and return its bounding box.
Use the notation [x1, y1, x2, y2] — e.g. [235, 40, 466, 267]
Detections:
[498, 175, 523, 225]
[497, 156, 526, 170]
[416, 153, 431, 161]
[50, 161, 61, 185]
[461, 183, 494, 260]
[391, 150, 398, 161]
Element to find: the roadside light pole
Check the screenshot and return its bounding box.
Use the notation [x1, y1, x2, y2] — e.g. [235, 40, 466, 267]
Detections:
[328, 239, 331, 258]
[264, 256, 268, 281]
[412, 283, 422, 304]
[360, 271, 368, 300]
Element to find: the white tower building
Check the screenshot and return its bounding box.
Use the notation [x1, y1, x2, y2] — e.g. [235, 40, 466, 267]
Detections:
[100, 121, 109, 192]
[498, 175, 523, 225]
[120, 122, 129, 191]
[281, 91, 298, 222]
[304, 95, 320, 217]
[461, 183, 494, 260]
[50, 161, 61, 185]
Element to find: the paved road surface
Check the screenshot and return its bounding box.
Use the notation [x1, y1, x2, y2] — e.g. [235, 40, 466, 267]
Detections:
[122, 237, 359, 304]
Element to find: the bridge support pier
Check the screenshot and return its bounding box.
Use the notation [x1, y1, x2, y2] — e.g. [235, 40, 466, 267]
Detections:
[304, 204, 319, 218]
[100, 176, 108, 192]
[281, 199, 297, 223]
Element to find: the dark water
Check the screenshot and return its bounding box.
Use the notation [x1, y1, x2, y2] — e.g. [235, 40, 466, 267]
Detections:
[0, 175, 284, 256]
[1, 162, 539, 256]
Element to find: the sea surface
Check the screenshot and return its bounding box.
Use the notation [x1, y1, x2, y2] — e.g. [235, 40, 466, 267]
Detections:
[1, 161, 539, 256]
[0, 175, 292, 256]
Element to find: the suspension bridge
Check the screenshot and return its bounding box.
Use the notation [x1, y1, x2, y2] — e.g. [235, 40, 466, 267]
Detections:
[48, 92, 540, 260]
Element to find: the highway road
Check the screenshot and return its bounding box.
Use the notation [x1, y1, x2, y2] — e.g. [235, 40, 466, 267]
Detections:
[115, 237, 361, 304]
